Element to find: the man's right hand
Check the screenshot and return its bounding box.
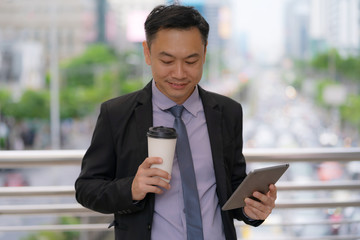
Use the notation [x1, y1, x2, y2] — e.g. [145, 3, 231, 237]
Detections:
[131, 157, 171, 201]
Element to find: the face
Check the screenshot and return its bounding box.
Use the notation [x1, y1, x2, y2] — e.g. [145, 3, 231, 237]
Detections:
[143, 27, 207, 105]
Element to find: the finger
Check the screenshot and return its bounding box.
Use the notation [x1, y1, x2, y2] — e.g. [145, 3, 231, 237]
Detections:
[132, 175, 171, 200]
[244, 204, 268, 220]
[141, 170, 172, 188]
[137, 182, 165, 195]
[243, 205, 262, 220]
[140, 157, 163, 169]
[268, 184, 277, 199]
[245, 196, 263, 209]
[252, 191, 276, 209]
[246, 195, 274, 213]
[139, 167, 171, 181]
[244, 198, 272, 220]
[153, 177, 171, 190]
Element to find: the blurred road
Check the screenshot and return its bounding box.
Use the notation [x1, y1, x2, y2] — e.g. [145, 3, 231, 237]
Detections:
[242, 67, 339, 149]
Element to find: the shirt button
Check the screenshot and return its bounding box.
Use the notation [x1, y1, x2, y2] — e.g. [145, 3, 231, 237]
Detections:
[148, 224, 151, 231]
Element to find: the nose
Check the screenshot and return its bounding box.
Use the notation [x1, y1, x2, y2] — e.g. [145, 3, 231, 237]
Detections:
[172, 62, 186, 79]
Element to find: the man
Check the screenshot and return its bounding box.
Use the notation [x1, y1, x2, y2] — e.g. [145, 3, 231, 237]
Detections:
[75, 4, 277, 240]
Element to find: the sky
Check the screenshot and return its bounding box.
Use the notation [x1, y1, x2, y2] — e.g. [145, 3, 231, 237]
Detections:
[232, 0, 286, 63]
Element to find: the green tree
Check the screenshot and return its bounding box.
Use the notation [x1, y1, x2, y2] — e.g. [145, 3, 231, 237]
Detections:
[61, 44, 118, 88]
[0, 89, 12, 114]
[311, 49, 360, 83]
[339, 56, 360, 81]
[315, 79, 337, 107]
[311, 49, 341, 71]
[59, 44, 144, 119]
[4, 90, 50, 120]
[21, 217, 80, 240]
[341, 95, 360, 130]
[1, 44, 145, 121]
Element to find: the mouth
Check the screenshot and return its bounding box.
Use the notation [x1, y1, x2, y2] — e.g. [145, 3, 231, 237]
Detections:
[168, 81, 187, 89]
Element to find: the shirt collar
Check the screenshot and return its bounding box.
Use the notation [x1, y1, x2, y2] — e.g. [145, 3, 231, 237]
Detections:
[152, 80, 202, 117]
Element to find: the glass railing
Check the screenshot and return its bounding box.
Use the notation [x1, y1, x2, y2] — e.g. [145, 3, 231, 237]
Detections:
[0, 148, 359, 239]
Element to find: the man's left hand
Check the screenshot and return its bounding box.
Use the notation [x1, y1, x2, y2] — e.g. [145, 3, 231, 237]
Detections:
[243, 184, 277, 220]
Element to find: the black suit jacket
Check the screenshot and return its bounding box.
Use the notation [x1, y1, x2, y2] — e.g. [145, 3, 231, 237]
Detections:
[75, 81, 263, 240]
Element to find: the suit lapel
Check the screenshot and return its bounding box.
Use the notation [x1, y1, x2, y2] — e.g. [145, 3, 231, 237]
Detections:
[134, 82, 153, 163]
[199, 86, 228, 205]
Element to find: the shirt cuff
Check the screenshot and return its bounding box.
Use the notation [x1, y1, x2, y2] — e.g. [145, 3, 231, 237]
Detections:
[242, 207, 256, 221]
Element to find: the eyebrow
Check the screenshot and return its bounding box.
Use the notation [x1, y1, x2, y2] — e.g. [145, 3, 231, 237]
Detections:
[158, 51, 200, 59]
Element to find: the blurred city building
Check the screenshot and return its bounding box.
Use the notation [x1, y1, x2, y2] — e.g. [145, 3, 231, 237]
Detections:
[285, 0, 360, 59]
[284, 0, 310, 59]
[324, 0, 360, 56]
[0, 0, 95, 93]
[107, 0, 164, 50]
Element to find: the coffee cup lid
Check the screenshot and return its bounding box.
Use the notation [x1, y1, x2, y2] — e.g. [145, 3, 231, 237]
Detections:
[147, 126, 177, 139]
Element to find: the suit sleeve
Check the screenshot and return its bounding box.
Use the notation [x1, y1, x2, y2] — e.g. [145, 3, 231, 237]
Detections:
[75, 103, 144, 215]
[229, 102, 263, 226]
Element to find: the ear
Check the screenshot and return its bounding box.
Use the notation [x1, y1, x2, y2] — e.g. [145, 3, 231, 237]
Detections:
[142, 41, 151, 65]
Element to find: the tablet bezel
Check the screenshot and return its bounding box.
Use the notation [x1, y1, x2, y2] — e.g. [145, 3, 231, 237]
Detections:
[222, 163, 289, 211]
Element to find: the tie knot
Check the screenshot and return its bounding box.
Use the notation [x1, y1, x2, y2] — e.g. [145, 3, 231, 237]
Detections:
[169, 105, 184, 118]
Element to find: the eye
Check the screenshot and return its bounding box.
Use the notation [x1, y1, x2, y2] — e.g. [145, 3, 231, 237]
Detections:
[186, 60, 197, 65]
[185, 59, 199, 65]
[161, 60, 173, 65]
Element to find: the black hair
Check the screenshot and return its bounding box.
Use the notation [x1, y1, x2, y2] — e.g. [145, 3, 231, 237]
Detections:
[144, 4, 209, 48]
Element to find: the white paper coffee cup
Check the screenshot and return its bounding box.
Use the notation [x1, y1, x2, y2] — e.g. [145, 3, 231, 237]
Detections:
[147, 126, 177, 182]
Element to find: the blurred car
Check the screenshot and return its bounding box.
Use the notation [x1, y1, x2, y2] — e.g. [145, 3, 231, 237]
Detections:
[317, 161, 344, 181]
[4, 172, 28, 187]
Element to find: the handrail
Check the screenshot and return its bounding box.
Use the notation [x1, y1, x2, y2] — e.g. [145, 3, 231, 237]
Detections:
[0, 148, 359, 168]
[235, 219, 360, 227]
[0, 181, 359, 197]
[1, 219, 360, 233]
[0, 186, 75, 197]
[276, 180, 360, 190]
[231, 236, 360, 240]
[0, 203, 91, 215]
[244, 147, 360, 162]
[0, 149, 84, 167]
[0, 224, 111, 232]
[0, 200, 359, 215]
[275, 200, 360, 208]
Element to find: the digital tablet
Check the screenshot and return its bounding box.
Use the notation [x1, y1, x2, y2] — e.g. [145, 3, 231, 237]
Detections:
[222, 163, 289, 211]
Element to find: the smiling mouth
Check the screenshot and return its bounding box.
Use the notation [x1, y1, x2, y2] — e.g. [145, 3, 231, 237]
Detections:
[171, 82, 185, 86]
[169, 82, 187, 88]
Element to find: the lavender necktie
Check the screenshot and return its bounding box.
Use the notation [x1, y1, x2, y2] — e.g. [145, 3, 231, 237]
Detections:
[169, 105, 204, 240]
